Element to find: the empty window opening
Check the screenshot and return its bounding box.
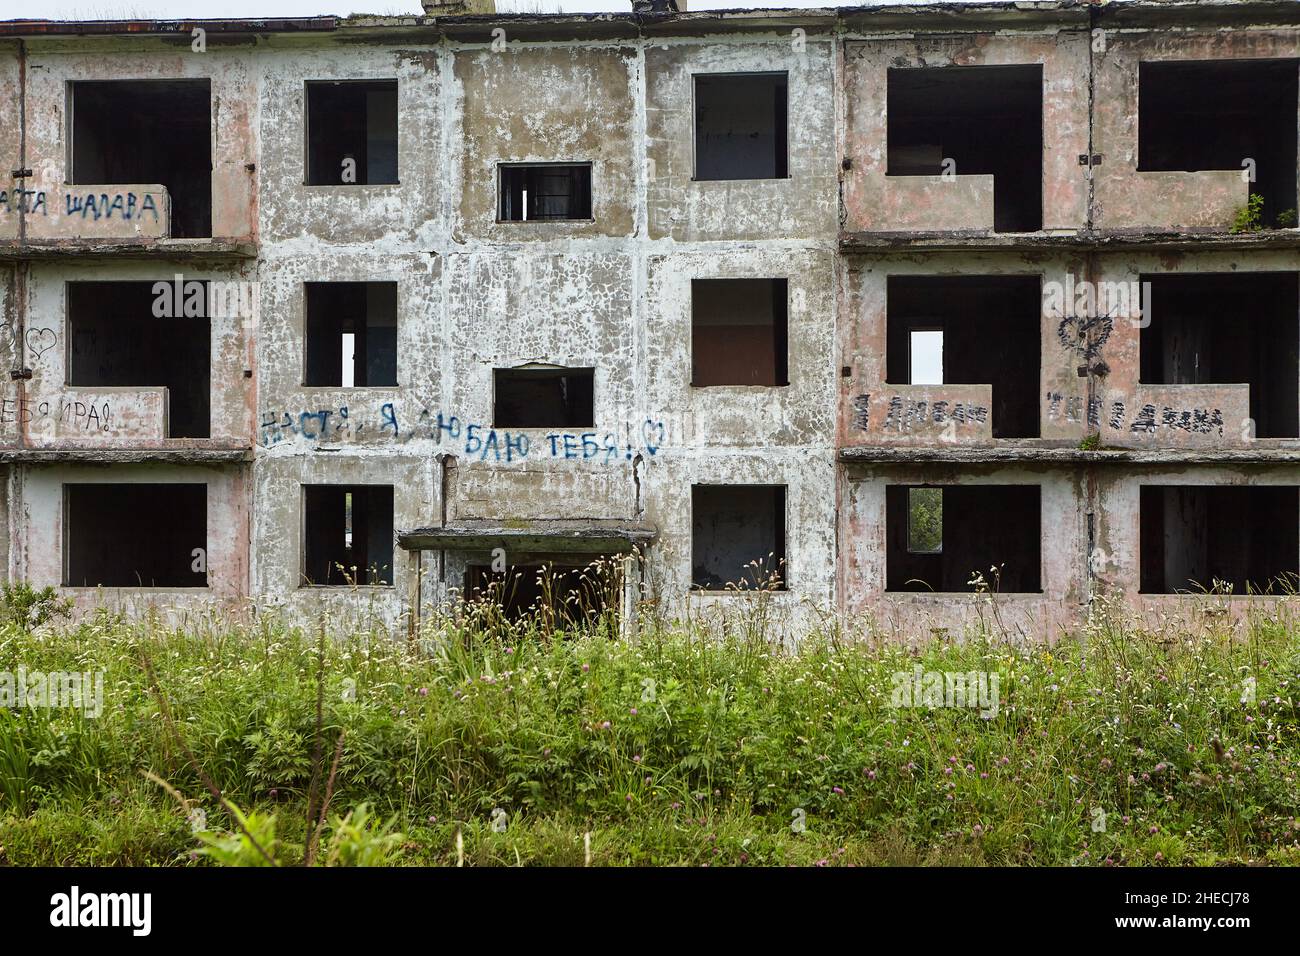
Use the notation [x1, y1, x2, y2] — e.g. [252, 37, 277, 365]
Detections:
[909, 329, 944, 385]
[302, 485, 393, 586]
[907, 487, 943, 554]
[465, 560, 618, 632]
[304, 283, 398, 388]
[887, 65, 1043, 232]
[692, 278, 789, 386]
[691, 484, 786, 590]
[694, 73, 789, 181]
[306, 80, 398, 186]
[70, 80, 212, 238]
[494, 367, 595, 428]
[1140, 486, 1298, 594]
[1140, 273, 1298, 438]
[1139, 59, 1298, 227]
[887, 275, 1041, 438]
[887, 485, 1041, 593]
[67, 281, 210, 438]
[498, 164, 592, 221]
[65, 483, 207, 588]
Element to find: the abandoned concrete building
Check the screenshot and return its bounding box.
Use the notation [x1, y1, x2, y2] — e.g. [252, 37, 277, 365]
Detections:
[1, 0, 1299, 640]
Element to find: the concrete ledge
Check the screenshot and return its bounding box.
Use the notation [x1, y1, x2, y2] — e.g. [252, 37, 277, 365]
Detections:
[838, 445, 1300, 466]
[0, 446, 253, 464]
[839, 230, 1300, 253]
[398, 521, 657, 553]
[0, 238, 257, 261]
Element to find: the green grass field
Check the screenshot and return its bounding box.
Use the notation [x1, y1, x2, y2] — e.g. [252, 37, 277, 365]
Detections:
[1, 591, 1298, 866]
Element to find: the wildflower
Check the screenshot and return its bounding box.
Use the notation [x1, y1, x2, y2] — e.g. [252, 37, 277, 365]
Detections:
[601, 721, 611, 730]
[1154, 852, 1164, 861]
[671, 802, 682, 810]
[1149, 825, 1158, 834]
[633, 754, 642, 763]
[980, 772, 989, 779]
[417, 687, 428, 697]
[965, 764, 974, 773]
[427, 815, 437, 824]
[944, 767, 953, 776]
[865, 769, 877, 780]
[543, 747, 551, 757]
[832, 786, 844, 795]
[626, 794, 633, 802]
[630, 707, 638, 715]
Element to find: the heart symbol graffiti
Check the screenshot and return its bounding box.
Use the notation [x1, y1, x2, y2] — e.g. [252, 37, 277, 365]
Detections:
[1057, 314, 1112, 361]
[25, 327, 57, 362]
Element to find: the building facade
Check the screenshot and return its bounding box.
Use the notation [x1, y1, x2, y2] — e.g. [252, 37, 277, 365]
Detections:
[1, 0, 1298, 640]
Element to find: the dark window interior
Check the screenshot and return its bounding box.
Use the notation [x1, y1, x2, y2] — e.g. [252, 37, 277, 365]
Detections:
[694, 73, 789, 181]
[887, 65, 1043, 232]
[1140, 273, 1298, 438]
[1140, 485, 1298, 594]
[691, 278, 789, 386]
[67, 281, 210, 439]
[887, 275, 1041, 438]
[887, 485, 1041, 593]
[65, 483, 207, 587]
[304, 282, 398, 388]
[691, 484, 786, 590]
[306, 80, 398, 186]
[1139, 59, 1298, 226]
[494, 368, 595, 428]
[71, 80, 211, 238]
[499, 164, 592, 221]
[302, 485, 393, 586]
[465, 560, 616, 630]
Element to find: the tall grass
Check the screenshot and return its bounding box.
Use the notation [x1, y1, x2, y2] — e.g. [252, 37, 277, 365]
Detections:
[0, 592, 1297, 865]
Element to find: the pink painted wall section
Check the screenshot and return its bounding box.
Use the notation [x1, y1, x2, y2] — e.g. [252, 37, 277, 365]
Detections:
[22, 185, 170, 241]
[1098, 384, 1252, 450]
[20, 387, 168, 447]
[845, 384, 994, 446]
[20, 48, 255, 243]
[838, 255, 1091, 448]
[18, 462, 249, 608]
[15, 262, 253, 448]
[0, 44, 24, 243]
[1092, 30, 1300, 233]
[839, 466, 1086, 642]
[878, 176, 994, 233]
[841, 33, 1090, 234]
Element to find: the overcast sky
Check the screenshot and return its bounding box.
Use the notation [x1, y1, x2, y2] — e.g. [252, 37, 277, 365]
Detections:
[27, 0, 990, 22]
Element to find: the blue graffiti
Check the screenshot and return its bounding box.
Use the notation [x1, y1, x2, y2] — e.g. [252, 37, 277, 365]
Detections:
[259, 402, 666, 464]
[64, 191, 158, 222]
[0, 189, 47, 215]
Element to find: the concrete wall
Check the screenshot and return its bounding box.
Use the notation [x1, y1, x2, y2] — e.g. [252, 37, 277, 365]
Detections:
[1092, 27, 1299, 233]
[2, 9, 1298, 638]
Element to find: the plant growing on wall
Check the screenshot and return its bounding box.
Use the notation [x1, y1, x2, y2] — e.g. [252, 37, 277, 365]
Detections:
[1230, 194, 1265, 234]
